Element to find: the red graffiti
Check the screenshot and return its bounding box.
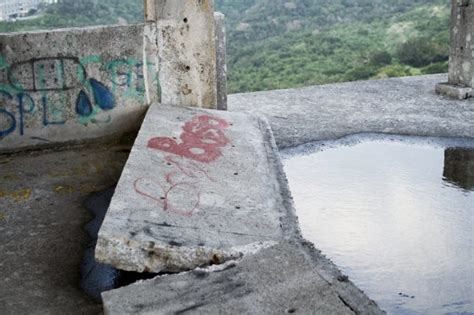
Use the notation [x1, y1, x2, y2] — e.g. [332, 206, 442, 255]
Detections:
[134, 176, 200, 218]
[134, 156, 218, 217]
[134, 115, 231, 217]
[148, 115, 230, 163]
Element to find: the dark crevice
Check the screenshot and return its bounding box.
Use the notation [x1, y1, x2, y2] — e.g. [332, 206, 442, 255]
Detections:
[80, 186, 159, 301]
[338, 295, 357, 314]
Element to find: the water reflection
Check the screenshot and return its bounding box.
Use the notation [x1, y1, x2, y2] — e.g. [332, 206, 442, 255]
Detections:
[444, 148, 474, 191]
[282, 136, 474, 315]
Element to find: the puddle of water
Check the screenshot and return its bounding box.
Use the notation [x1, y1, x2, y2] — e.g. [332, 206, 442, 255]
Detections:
[282, 135, 474, 315]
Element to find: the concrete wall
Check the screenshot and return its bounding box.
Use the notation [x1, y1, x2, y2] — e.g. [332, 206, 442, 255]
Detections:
[0, 2, 227, 152]
[0, 24, 160, 152]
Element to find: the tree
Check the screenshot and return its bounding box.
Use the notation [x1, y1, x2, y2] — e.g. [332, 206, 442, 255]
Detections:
[369, 51, 392, 66]
[396, 37, 438, 67]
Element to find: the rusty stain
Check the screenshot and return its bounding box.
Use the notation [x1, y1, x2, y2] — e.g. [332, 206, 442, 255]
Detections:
[181, 84, 192, 95]
[54, 185, 74, 194]
[0, 188, 32, 202]
[0, 212, 5, 221]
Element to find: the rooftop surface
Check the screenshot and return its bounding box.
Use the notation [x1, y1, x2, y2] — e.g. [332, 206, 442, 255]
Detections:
[229, 74, 474, 148]
[1, 74, 473, 314]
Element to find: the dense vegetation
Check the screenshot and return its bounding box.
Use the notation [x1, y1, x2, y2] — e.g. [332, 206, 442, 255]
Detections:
[0, 0, 451, 93]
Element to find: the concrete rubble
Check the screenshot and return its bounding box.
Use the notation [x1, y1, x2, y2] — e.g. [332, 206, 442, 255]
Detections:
[95, 103, 298, 274]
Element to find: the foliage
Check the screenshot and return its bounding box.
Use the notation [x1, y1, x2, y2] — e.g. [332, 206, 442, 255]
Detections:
[0, 0, 451, 93]
[396, 37, 447, 67]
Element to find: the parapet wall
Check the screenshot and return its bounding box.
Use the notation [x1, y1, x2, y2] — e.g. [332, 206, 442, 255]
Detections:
[0, 24, 160, 152]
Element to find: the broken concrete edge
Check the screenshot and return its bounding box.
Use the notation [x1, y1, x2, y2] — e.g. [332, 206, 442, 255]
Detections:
[256, 113, 302, 240]
[298, 239, 383, 314]
[101, 240, 383, 315]
[95, 236, 242, 273]
[435, 82, 473, 100]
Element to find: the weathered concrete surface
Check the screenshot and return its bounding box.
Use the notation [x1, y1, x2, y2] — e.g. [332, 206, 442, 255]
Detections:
[229, 74, 474, 149]
[0, 142, 131, 314]
[96, 103, 296, 273]
[435, 81, 473, 99]
[103, 241, 383, 315]
[154, 0, 218, 108]
[0, 24, 159, 153]
[215, 12, 228, 111]
[436, 0, 474, 98]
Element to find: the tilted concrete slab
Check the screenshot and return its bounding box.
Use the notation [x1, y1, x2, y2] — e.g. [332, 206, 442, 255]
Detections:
[102, 241, 383, 315]
[96, 104, 296, 273]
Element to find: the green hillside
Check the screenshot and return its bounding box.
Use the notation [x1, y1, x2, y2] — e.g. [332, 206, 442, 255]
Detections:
[0, 0, 451, 93]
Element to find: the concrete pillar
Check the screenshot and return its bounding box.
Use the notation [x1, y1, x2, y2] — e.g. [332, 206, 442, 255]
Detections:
[215, 12, 228, 110]
[149, 0, 219, 109]
[436, 0, 474, 99]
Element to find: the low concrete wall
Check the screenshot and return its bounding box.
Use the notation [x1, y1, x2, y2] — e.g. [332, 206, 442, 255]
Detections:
[0, 24, 160, 152]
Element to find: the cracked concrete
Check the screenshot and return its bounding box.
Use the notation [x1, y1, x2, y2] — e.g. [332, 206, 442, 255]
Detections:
[95, 104, 297, 273]
[102, 241, 382, 315]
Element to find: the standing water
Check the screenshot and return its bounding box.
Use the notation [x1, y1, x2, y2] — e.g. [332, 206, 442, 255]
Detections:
[282, 135, 474, 315]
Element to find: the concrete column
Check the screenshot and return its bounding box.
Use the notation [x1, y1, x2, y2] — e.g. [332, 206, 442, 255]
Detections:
[436, 0, 474, 99]
[215, 12, 228, 110]
[149, 0, 218, 109]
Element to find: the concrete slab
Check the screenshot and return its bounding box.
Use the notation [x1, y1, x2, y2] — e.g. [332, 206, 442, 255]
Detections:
[229, 74, 474, 149]
[96, 104, 296, 273]
[102, 241, 383, 315]
[0, 142, 131, 315]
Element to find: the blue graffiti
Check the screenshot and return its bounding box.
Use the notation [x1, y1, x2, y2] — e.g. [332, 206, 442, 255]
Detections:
[76, 90, 93, 117]
[0, 91, 16, 137]
[42, 96, 66, 126]
[90, 79, 115, 111]
[18, 93, 35, 135]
